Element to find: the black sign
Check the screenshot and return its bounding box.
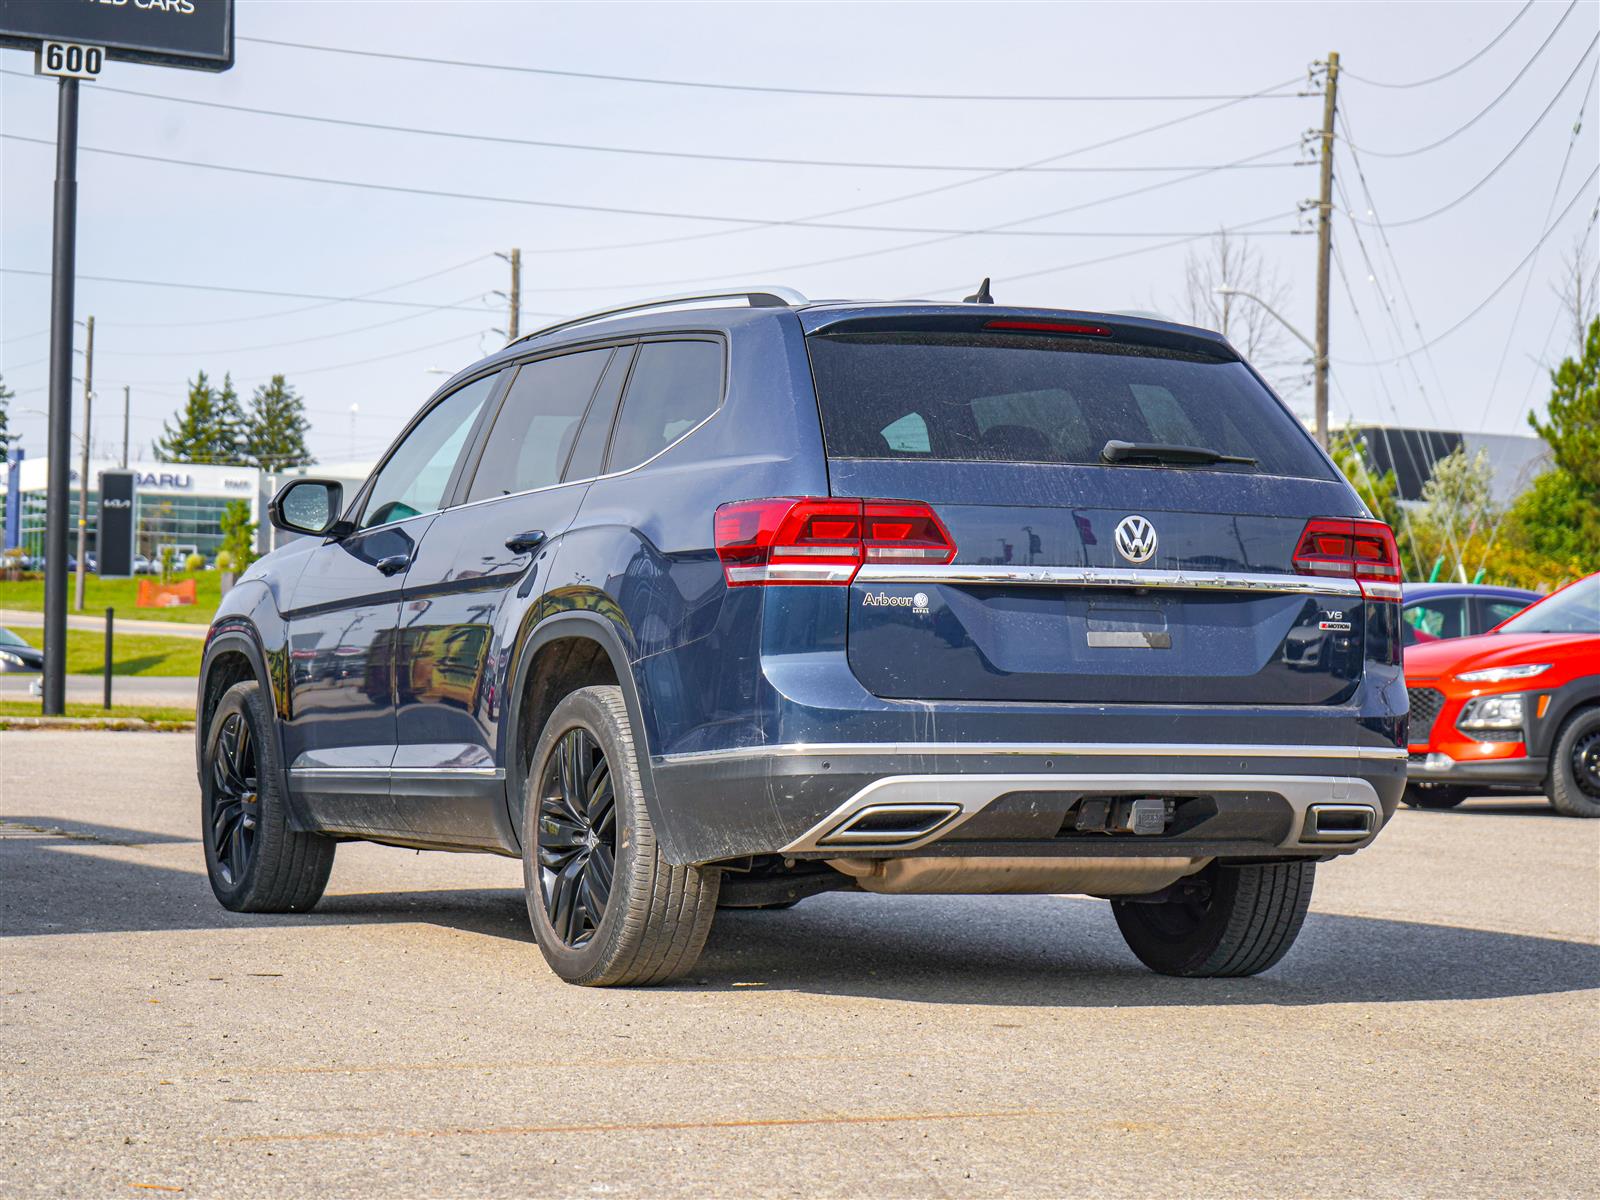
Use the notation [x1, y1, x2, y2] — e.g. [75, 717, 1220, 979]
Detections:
[0, 0, 233, 72]
[97, 470, 136, 577]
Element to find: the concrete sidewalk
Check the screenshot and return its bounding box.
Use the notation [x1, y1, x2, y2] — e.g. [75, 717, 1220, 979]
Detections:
[0, 607, 209, 640]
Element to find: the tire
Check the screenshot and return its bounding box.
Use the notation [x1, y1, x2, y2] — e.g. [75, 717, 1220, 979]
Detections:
[522, 685, 720, 986]
[1111, 860, 1315, 977]
[201, 681, 335, 913]
[1546, 707, 1600, 818]
[1402, 785, 1469, 810]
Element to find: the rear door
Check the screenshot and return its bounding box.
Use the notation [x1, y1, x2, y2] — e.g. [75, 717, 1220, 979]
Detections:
[395, 346, 625, 821]
[805, 317, 1368, 706]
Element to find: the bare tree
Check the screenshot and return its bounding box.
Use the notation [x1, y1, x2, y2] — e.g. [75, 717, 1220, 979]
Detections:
[1553, 233, 1597, 357]
[1175, 231, 1302, 396]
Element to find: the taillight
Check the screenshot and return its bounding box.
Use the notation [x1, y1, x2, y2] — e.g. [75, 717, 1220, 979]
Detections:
[1292, 517, 1402, 601]
[715, 497, 956, 586]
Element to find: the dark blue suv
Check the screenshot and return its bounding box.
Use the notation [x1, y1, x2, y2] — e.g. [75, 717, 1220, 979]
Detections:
[198, 288, 1407, 985]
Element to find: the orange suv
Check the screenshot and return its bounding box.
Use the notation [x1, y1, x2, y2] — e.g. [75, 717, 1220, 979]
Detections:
[1403, 573, 1600, 817]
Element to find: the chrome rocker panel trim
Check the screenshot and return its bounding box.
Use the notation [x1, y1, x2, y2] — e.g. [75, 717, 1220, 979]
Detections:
[778, 772, 1385, 855]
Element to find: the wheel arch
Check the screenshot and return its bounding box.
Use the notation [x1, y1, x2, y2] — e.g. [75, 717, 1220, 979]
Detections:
[504, 610, 675, 858]
[197, 624, 305, 830]
[1529, 680, 1600, 759]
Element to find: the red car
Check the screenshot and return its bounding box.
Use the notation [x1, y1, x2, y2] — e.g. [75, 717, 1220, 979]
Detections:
[1403, 573, 1600, 816]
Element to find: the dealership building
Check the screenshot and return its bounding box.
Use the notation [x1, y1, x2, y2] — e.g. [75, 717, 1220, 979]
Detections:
[0, 456, 379, 562]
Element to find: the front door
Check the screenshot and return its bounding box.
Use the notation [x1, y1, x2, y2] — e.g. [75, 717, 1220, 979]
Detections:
[281, 370, 501, 830]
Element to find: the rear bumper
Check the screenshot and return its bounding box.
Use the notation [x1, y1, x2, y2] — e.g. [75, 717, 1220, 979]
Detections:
[649, 742, 1407, 865]
[1406, 752, 1547, 789]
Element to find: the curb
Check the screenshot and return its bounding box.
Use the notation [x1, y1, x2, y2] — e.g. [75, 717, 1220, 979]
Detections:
[0, 716, 194, 732]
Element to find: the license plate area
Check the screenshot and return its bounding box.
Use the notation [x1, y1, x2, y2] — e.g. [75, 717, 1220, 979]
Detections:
[1086, 602, 1170, 649]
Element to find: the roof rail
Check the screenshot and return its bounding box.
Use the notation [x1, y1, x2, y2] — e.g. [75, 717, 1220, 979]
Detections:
[513, 286, 808, 345]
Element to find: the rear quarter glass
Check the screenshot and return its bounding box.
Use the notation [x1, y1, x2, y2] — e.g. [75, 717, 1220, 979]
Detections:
[805, 331, 1332, 480]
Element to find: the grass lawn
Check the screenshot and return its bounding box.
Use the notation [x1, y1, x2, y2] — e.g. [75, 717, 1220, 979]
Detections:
[0, 574, 219, 624]
[0, 701, 193, 728]
[11, 626, 204, 676]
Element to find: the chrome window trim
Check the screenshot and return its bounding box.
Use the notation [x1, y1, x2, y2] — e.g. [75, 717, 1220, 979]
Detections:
[852, 563, 1364, 596]
[655, 742, 1408, 767]
[396, 333, 730, 522]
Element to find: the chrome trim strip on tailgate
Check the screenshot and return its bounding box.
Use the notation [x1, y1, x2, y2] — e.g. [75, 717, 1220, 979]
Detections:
[853, 563, 1363, 596]
[656, 742, 1407, 767]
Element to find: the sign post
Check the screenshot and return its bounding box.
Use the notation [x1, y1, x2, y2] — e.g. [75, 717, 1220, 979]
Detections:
[0, 0, 233, 713]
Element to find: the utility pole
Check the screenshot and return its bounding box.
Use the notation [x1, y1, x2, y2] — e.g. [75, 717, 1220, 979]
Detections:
[75, 314, 93, 611]
[121, 385, 130, 468]
[497, 247, 522, 341]
[1312, 51, 1339, 449]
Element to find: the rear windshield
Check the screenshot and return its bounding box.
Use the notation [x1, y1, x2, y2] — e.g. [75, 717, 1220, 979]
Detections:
[1498, 575, 1598, 635]
[806, 331, 1331, 479]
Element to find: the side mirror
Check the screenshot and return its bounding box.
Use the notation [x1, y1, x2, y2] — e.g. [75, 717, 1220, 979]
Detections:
[268, 479, 347, 538]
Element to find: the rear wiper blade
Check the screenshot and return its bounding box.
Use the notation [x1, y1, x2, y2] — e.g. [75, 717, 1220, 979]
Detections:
[1101, 439, 1258, 467]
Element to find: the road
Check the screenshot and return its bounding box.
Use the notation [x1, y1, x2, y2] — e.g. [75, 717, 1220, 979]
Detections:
[0, 608, 210, 640]
[1, 732, 1594, 1198]
[0, 674, 196, 708]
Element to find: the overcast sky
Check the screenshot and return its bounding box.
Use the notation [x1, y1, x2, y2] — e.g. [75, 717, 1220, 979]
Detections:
[3, 0, 1597, 467]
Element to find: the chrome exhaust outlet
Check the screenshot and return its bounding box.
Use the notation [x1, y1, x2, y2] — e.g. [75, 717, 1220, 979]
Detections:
[815, 802, 963, 848]
[1301, 803, 1375, 843]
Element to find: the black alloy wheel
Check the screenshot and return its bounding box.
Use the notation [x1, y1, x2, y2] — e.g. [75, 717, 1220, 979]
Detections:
[536, 726, 617, 948]
[1569, 728, 1600, 799]
[1547, 707, 1600, 818]
[208, 710, 259, 888]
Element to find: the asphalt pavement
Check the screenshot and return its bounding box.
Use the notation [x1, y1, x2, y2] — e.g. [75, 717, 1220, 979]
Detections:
[1, 732, 1595, 1198]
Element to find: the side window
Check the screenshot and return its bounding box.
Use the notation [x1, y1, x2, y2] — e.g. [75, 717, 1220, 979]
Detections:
[606, 340, 723, 473]
[466, 349, 612, 502]
[361, 373, 498, 530]
[1401, 596, 1466, 645]
[1478, 597, 1529, 632]
[563, 345, 636, 481]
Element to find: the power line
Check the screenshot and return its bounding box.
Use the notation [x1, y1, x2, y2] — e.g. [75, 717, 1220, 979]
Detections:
[0, 66, 1308, 177]
[106, 254, 498, 329]
[238, 35, 1308, 103]
[1340, 0, 1580, 158]
[1347, 41, 1599, 229]
[0, 265, 507, 312]
[1474, 64, 1597, 430]
[1331, 164, 1600, 366]
[0, 132, 1308, 240]
[93, 293, 500, 359]
[913, 209, 1303, 295]
[1341, 2, 1534, 88]
[8, 72, 1305, 259]
[506, 142, 1309, 295]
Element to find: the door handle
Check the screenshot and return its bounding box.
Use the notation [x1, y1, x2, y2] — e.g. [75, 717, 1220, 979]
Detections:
[505, 530, 547, 555]
[375, 554, 410, 577]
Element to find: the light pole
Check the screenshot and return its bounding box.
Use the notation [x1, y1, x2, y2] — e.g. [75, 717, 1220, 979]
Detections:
[1213, 285, 1327, 446]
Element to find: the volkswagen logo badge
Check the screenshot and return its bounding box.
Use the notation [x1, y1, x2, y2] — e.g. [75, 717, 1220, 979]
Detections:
[1114, 514, 1158, 564]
